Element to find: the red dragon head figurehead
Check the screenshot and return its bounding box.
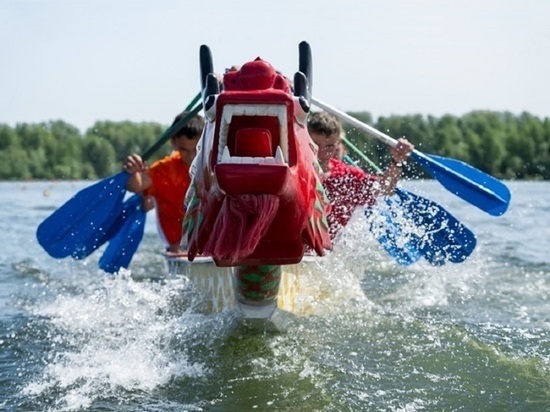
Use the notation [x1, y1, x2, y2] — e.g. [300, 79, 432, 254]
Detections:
[183, 41, 331, 266]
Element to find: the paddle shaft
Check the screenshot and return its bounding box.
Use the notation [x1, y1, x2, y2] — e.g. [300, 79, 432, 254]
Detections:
[313, 97, 433, 163]
[312, 98, 398, 147]
[341, 137, 381, 173]
[185, 92, 202, 111]
[313, 97, 484, 170]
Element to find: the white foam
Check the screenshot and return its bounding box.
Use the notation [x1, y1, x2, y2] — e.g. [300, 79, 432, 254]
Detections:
[20, 274, 221, 410]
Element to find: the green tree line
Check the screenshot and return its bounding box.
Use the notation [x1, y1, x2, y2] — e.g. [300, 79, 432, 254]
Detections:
[0, 120, 167, 180]
[0, 110, 549, 180]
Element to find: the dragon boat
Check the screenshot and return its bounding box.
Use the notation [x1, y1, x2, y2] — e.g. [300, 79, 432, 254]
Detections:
[173, 41, 331, 321]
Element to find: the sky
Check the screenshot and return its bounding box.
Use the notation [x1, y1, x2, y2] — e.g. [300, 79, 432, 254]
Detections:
[1, 0, 549, 132]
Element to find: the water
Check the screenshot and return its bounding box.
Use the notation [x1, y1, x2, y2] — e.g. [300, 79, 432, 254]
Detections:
[0, 180, 548, 411]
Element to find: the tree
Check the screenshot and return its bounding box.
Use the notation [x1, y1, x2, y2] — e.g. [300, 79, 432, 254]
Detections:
[0, 147, 31, 180]
[0, 124, 19, 150]
[82, 136, 117, 178]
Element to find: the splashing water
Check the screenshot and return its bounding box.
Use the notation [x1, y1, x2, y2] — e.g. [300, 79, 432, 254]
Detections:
[1, 180, 549, 411]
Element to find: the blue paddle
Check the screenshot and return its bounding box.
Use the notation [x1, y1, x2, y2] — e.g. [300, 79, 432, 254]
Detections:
[36, 101, 202, 259]
[98, 194, 147, 273]
[312, 97, 511, 216]
[342, 133, 477, 266]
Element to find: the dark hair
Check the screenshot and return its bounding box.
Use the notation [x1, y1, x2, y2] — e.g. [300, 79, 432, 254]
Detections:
[170, 111, 205, 139]
[307, 111, 342, 137]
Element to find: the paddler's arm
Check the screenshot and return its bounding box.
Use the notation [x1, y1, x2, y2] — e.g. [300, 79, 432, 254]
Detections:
[375, 138, 414, 196]
[122, 154, 153, 193]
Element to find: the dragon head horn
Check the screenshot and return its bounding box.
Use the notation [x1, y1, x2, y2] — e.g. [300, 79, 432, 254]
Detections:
[294, 41, 312, 112]
[199, 44, 220, 111]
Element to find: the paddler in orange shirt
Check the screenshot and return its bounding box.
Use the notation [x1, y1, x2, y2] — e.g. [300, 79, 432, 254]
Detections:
[123, 111, 205, 256]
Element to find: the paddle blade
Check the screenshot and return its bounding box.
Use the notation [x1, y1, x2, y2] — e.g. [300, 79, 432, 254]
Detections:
[36, 173, 129, 259]
[394, 188, 477, 265]
[366, 204, 422, 266]
[411, 152, 511, 216]
[99, 195, 146, 274]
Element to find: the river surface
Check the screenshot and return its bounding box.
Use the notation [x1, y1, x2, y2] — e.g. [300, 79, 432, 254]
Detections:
[0, 180, 548, 411]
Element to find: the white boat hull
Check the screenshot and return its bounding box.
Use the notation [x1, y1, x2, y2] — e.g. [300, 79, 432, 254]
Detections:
[164, 255, 318, 320]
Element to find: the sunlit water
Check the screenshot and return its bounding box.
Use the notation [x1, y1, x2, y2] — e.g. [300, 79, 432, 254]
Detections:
[0, 180, 548, 411]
